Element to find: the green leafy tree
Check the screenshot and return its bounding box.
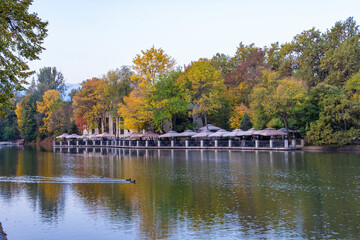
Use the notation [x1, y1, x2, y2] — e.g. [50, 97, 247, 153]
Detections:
[250, 70, 280, 129]
[119, 47, 175, 131]
[240, 112, 252, 131]
[149, 70, 189, 131]
[0, 102, 20, 141]
[306, 83, 360, 145]
[178, 60, 226, 127]
[0, 0, 48, 116]
[320, 35, 360, 87]
[103, 66, 133, 117]
[263, 78, 308, 135]
[15, 93, 37, 141]
[29, 67, 66, 97]
[279, 28, 326, 87]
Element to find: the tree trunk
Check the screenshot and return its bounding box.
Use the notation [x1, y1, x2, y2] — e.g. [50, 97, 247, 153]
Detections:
[204, 112, 208, 130]
[282, 114, 289, 137]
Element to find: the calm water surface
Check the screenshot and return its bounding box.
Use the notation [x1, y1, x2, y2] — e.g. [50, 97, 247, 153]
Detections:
[0, 146, 360, 239]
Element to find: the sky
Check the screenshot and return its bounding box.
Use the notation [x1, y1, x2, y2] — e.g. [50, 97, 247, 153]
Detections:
[28, 0, 360, 84]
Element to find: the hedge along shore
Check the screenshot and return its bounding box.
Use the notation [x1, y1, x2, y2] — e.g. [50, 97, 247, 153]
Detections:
[303, 146, 360, 152]
[0, 223, 7, 240]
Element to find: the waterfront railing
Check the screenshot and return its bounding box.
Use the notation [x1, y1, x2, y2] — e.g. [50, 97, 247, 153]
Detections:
[54, 138, 304, 150]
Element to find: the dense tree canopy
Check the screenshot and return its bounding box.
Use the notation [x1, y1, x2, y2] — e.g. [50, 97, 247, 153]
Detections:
[7, 17, 360, 146]
[0, 0, 48, 116]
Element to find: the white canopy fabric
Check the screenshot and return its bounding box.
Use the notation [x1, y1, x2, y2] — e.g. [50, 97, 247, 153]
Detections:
[236, 128, 260, 136]
[129, 133, 143, 139]
[223, 129, 244, 137]
[67, 134, 81, 139]
[159, 131, 180, 138]
[79, 134, 90, 139]
[178, 130, 197, 137]
[209, 129, 229, 138]
[56, 133, 69, 139]
[199, 124, 221, 131]
[96, 132, 115, 139]
[119, 133, 133, 139]
[141, 132, 159, 138]
[192, 130, 213, 138]
[177, 130, 197, 137]
[255, 129, 287, 136]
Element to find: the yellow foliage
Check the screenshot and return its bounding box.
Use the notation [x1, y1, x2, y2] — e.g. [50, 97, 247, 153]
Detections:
[229, 103, 252, 129]
[73, 78, 110, 130]
[131, 46, 175, 86]
[118, 87, 153, 131]
[36, 89, 61, 134]
[15, 103, 22, 126]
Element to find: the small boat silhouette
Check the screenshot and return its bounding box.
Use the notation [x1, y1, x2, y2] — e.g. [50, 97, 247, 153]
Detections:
[125, 178, 131, 181]
[129, 180, 136, 184]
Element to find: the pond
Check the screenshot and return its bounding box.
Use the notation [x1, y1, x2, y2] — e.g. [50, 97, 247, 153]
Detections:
[0, 146, 360, 239]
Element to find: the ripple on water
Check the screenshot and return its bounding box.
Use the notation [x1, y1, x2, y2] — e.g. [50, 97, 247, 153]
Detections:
[0, 176, 130, 184]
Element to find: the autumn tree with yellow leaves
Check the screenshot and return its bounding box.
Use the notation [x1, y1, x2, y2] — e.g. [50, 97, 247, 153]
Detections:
[118, 46, 176, 131]
[36, 89, 61, 135]
[73, 78, 110, 131]
[178, 60, 226, 128]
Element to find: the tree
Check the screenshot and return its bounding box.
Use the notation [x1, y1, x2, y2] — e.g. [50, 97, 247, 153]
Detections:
[305, 83, 360, 145]
[344, 69, 360, 101]
[15, 93, 37, 141]
[103, 66, 133, 116]
[240, 112, 252, 131]
[119, 47, 175, 131]
[320, 35, 360, 87]
[0, 0, 48, 116]
[149, 70, 189, 131]
[73, 78, 110, 131]
[229, 103, 252, 129]
[0, 100, 20, 141]
[263, 78, 308, 135]
[131, 46, 175, 86]
[250, 70, 280, 129]
[178, 60, 226, 127]
[279, 28, 327, 87]
[210, 53, 232, 76]
[225, 48, 268, 105]
[30, 67, 66, 97]
[36, 89, 61, 135]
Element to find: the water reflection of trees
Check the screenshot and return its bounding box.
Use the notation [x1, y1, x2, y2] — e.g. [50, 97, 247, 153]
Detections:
[1, 147, 360, 239]
[0, 147, 66, 223]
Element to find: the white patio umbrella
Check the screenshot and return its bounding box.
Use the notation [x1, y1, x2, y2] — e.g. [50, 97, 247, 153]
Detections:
[199, 124, 221, 131]
[79, 134, 90, 139]
[224, 129, 244, 137]
[192, 130, 213, 138]
[141, 131, 160, 138]
[56, 133, 69, 139]
[97, 132, 115, 139]
[159, 131, 180, 138]
[255, 128, 287, 137]
[209, 129, 229, 138]
[129, 133, 143, 139]
[236, 128, 260, 136]
[119, 133, 133, 139]
[177, 130, 197, 137]
[67, 134, 81, 139]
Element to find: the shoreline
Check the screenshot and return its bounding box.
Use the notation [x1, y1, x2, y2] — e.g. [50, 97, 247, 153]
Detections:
[0, 223, 7, 240]
[303, 145, 360, 152]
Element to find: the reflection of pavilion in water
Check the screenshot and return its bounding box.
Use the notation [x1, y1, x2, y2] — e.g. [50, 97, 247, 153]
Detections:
[8, 146, 345, 239]
[54, 147, 304, 164]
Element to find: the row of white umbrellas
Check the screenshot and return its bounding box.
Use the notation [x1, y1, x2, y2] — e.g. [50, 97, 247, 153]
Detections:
[56, 132, 116, 139]
[56, 125, 288, 140]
